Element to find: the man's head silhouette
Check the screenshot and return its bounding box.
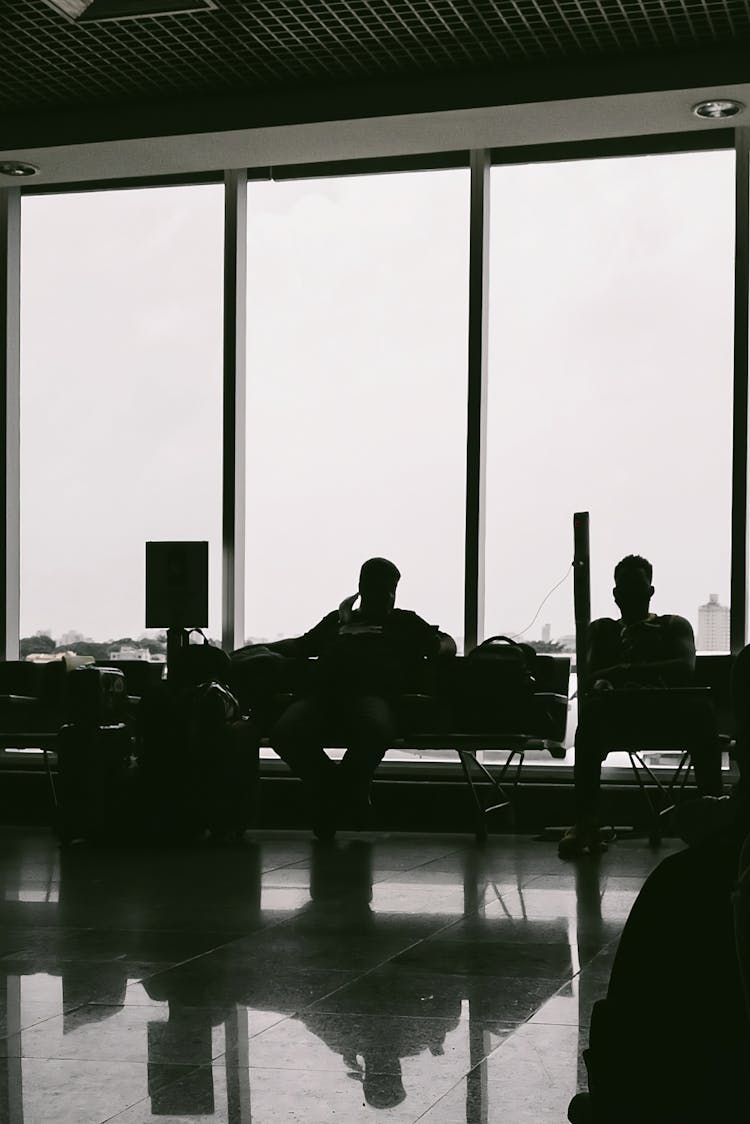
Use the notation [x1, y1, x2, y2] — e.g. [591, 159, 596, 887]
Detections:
[613, 554, 654, 624]
[362, 1071, 407, 1109]
[358, 558, 400, 619]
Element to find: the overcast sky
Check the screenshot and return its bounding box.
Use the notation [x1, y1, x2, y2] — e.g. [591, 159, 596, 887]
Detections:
[18, 149, 734, 648]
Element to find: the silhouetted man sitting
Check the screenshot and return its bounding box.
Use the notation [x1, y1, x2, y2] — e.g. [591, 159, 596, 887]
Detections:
[559, 554, 723, 858]
[266, 557, 456, 839]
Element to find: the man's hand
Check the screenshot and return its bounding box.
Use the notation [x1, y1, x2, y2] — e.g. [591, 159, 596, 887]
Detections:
[339, 623, 384, 637]
[591, 663, 630, 685]
[338, 593, 359, 625]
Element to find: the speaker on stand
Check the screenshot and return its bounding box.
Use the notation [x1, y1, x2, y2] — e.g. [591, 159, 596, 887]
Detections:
[145, 541, 210, 677]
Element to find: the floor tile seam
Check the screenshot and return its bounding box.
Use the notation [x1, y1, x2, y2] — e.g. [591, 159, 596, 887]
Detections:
[404, 894, 543, 940]
[574, 937, 620, 971]
[247, 1008, 500, 1038]
[296, 960, 569, 1016]
[0, 1005, 82, 1041]
[372, 847, 467, 875]
[410, 1058, 493, 1123]
[287, 938, 435, 1015]
[119, 916, 329, 978]
[96, 1062, 207, 1124]
[244, 1011, 290, 1041]
[119, 947, 234, 992]
[260, 855, 321, 874]
[2, 1041, 237, 1064]
[408, 1019, 543, 1118]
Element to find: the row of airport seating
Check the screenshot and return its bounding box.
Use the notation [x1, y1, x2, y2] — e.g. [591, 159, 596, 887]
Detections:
[0, 651, 736, 841]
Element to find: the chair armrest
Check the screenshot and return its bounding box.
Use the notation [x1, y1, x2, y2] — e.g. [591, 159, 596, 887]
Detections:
[0, 694, 59, 735]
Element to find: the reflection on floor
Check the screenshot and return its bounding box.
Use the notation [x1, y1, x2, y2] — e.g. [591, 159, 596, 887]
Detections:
[0, 828, 680, 1124]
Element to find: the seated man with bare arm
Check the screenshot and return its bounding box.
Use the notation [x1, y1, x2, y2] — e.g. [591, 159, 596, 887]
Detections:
[559, 554, 723, 858]
[262, 557, 456, 840]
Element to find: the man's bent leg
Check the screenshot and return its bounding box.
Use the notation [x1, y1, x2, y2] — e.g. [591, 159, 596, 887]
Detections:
[573, 699, 610, 824]
[339, 695, 396, 811]
[559, 698, 611, 857]
[271, 697, 336, 793]
[685, 698, 724, 798]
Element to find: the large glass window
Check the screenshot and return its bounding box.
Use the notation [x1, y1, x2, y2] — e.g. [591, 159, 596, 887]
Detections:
[19, 185, 224, 659]
[244, 170, 469, 650]
[485, 150, 734, 757]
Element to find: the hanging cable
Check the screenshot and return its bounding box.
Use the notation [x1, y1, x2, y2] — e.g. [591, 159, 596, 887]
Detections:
[507, 562, 573, 640]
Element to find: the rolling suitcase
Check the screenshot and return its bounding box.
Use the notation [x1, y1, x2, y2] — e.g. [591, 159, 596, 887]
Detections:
[137, 678, 259, 839]
[54, 666, 132, 844]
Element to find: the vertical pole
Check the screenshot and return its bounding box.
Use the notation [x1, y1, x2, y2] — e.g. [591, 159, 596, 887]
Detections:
[0, 188, 20, 662]
[225, 1005, 251, 1123]
[573, 511, 591, 707]
[464, 150, 490, 654]
[0, 976, 24, 1123]
[731, 128, 750, 656]
[222, 170, 247, 653]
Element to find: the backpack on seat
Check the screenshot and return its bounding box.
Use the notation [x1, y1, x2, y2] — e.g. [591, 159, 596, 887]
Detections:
[449, 636, 537, 733]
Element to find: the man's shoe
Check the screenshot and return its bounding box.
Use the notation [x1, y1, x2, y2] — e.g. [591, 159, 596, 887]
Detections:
[675, 795, 733, 847]
[558, 822, 609, 859]
[337, 789, 374, 832]
[335, 773, 376, 831]
[312, 818, 337, 843]
[311, 790, 338, 842]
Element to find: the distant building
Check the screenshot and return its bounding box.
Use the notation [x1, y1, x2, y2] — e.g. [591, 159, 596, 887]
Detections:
[108, 645, 164, 662]
[697, 593, 730, 652]
[541, 623, 551, 644]
[25, 651, 94, 668]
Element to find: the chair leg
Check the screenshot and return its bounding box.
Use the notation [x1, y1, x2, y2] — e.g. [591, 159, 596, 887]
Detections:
[628, 752, 662, 844]
[458, 751, 488, 842]
[42, 747, 59, 811]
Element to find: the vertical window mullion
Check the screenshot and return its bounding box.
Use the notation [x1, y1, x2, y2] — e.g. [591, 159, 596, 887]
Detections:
[464, 149, 490, 653]
[1, 188, 20, 661]
[222, 169, 247, 652]
[731, 128, 750, 655]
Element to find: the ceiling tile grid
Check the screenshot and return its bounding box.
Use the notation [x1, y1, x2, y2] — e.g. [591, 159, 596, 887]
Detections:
[2, 0, 750, 111]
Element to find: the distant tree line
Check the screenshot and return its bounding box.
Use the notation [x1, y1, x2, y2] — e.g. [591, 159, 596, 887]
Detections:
[19, 631, 167, 661]
[526, 639, 567, 654]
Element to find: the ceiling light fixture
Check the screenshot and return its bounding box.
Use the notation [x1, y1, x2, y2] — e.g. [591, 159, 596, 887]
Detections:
[692, 99, 745, 120]
[44, 0, 216, 20]
[0, 161, 39, 178]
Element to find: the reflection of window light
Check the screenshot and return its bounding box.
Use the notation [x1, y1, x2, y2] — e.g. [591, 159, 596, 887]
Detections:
[567, 915, 580, 977]
[260, 886, 311, 911]
[5, 888, 59, 903]
[21, 973, 62, 1005]
[370, 883, 465, 915]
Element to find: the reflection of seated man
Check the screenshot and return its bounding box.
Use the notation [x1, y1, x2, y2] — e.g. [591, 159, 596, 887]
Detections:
[559, 554, 722, 858]
[267, 557, 456, 838]
[298, 1001, 462, 1110]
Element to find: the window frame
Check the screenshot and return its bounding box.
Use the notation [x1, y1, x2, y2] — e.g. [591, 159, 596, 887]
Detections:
[1, 127, 745, 783]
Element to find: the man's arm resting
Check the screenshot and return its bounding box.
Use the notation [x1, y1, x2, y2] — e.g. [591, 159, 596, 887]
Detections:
[260, 638, 305, 658]
[259, 612, 337, 659]
[594, 659, 693, 687]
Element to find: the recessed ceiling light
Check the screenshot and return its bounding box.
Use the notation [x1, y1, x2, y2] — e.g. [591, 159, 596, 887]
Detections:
[0, 161, 39, 178]
[43, 0, 216, 19]
[692, 99, 745, 120]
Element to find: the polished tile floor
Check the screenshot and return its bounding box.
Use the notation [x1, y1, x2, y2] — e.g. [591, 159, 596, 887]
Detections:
[0, 827, 680, 1124]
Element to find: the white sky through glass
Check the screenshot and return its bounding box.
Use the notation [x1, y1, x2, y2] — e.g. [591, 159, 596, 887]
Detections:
[485, 149, 734, 643]
[17, 152, 734, 647]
